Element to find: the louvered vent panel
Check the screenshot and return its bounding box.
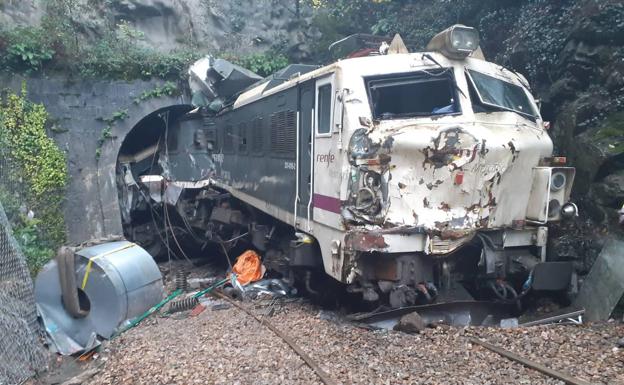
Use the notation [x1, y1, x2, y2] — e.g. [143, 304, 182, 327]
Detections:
[270, 110, 296, 155]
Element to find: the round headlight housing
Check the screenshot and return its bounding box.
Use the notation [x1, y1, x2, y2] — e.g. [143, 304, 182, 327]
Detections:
[560, 202, 578, 219]
[548, 199, 561, 218]
[550, 171, 566, 191]
[426, 24, 480, 59]
[354, 188, 380, 215]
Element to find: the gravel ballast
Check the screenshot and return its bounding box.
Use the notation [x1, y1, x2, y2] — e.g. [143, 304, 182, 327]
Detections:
[90, 299, 624, 385]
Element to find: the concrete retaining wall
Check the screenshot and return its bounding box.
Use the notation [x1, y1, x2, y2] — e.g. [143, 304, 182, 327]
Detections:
[1, 75, 191, 243]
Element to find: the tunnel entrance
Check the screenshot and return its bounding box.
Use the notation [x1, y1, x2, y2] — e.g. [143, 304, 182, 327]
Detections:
[116, 105, 195, 260]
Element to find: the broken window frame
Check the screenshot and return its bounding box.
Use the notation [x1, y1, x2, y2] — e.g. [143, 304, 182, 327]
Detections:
[238, 121, 248, 154]
[364, 68, 461, 120]
[465, 69, 539, 119]
[250, 116, 264, 156]
[223, 123, 234, 154]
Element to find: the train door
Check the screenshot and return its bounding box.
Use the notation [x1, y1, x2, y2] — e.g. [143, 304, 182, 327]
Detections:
[312, 74, 342, 230]
[297, 81, 314, 228]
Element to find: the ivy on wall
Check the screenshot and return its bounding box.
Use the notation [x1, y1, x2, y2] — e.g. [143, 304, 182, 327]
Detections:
[0, 86, 68, 274]
[133, 82, 180, 104]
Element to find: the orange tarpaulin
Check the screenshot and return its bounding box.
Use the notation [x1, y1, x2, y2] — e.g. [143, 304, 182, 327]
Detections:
[232, 250, 265, 285]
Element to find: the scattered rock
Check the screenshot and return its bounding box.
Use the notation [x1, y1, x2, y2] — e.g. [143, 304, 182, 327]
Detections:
[318, 310, 340, 322]
[394, 311, 426, 334]
[211, 303, 230, 311]
[60, 368, 100, 385]
[88, 300, 624, 385]
[189, 304, 206, 317]
[188, 277, 217, 290]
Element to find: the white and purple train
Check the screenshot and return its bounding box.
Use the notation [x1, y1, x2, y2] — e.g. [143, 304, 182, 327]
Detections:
[118, 25, 577, 307]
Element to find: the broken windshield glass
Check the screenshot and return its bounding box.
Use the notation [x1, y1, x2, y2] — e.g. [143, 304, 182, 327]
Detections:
[366, 69, 460, 119]
[466, 69, 537, 118]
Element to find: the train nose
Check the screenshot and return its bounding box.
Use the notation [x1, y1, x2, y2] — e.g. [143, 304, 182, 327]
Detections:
[388, 122, 548, 231]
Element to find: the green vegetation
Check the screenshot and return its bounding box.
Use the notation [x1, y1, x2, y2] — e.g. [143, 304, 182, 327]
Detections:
[96, 108, 129, 159]
[0, 22, 202, 81]
[594, 111, 624, 154]
[225, 52, 290, 77]
[1, 27, 55, 73]
[0, 24, 290, 81]
[0, 0, 291, 81]
[0, 87, 68, 274]
[309, 0, 517, 59]
[133, 82, 180, 104]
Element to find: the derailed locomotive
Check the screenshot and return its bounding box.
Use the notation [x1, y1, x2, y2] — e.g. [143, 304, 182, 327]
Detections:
[118, 25, 578, 308]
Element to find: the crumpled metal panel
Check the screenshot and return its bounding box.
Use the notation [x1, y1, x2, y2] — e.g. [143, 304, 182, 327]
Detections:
[35, 241, 164, 355]
[377, 118, 551, 233]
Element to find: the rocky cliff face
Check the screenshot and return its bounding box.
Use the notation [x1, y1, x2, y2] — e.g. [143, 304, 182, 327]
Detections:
[506, 1, 624, 227]
[492, 0, 624, 265]
[0, 0, 319, 61]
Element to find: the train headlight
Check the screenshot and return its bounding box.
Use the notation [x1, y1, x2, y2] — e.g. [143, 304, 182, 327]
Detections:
[550, 171, 566, 191]
[547, 199, 561, 218]
[426, 25, 480, 59]
[560, 202, 578, 219]
[364, 171, 381, 189]
[355, 188, 380, 215]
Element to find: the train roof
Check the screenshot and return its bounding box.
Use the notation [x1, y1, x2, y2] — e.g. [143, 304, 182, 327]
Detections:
[232, 51, 494, 110]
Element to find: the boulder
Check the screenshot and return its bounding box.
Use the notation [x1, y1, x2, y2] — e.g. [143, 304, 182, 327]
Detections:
[394, 311, 426, 334]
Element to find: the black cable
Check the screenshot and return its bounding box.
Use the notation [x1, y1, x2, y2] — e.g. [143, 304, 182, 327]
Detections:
[219, 241, 233, 271]
[163, 202, 198, 267]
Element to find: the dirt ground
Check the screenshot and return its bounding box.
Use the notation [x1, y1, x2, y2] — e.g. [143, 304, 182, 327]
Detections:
[71, 297, 624, 385]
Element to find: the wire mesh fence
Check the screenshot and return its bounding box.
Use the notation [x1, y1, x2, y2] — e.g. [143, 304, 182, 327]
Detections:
[0, 198, 48, 385]
[0, 124, 49, 383]
[0, 88, 71, 384]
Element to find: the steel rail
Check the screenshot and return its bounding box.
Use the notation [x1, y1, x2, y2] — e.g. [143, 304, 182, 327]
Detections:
[469, 337, 592, 385]
[216, 293, 338, 385]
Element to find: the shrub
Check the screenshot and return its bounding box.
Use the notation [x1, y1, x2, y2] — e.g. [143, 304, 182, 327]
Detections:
[1, 27, 55, 73]
[0, 87, 68, 274]
[225, 52, 290, 77]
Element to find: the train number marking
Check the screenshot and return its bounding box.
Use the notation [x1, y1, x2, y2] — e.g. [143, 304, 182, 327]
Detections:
[212, 153, 224, 164]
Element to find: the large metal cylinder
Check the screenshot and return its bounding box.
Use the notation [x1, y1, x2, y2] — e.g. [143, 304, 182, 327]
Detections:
[35, 241, 164, 355]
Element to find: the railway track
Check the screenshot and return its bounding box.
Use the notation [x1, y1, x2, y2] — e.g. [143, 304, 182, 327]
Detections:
[216, 292, 595, 385]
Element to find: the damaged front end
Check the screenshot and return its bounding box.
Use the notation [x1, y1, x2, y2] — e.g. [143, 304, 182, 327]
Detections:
[339, 54, 577, 308]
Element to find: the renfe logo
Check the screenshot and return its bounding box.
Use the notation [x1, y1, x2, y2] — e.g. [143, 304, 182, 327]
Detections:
[316, 153, 335, 165]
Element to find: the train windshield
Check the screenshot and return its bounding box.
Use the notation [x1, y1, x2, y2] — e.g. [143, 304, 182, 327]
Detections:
[366, 69, 459, 119]
[466, 69, 538, 118]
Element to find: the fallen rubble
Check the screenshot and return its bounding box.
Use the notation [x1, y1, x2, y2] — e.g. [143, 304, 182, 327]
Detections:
[89, 300, 623, 385]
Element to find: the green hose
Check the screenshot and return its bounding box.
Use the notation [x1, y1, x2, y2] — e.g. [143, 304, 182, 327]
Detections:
[112, 277, 230, 338]
[192, 277, 229, 299]
[112, 289, 183, 338]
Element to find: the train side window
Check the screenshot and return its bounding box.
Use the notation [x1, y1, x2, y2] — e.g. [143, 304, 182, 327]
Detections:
[317, 84, 332, 135]
[251, 117, 264, 154]
[238, 122, 248, 153]
[223, 124, 234, 154]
